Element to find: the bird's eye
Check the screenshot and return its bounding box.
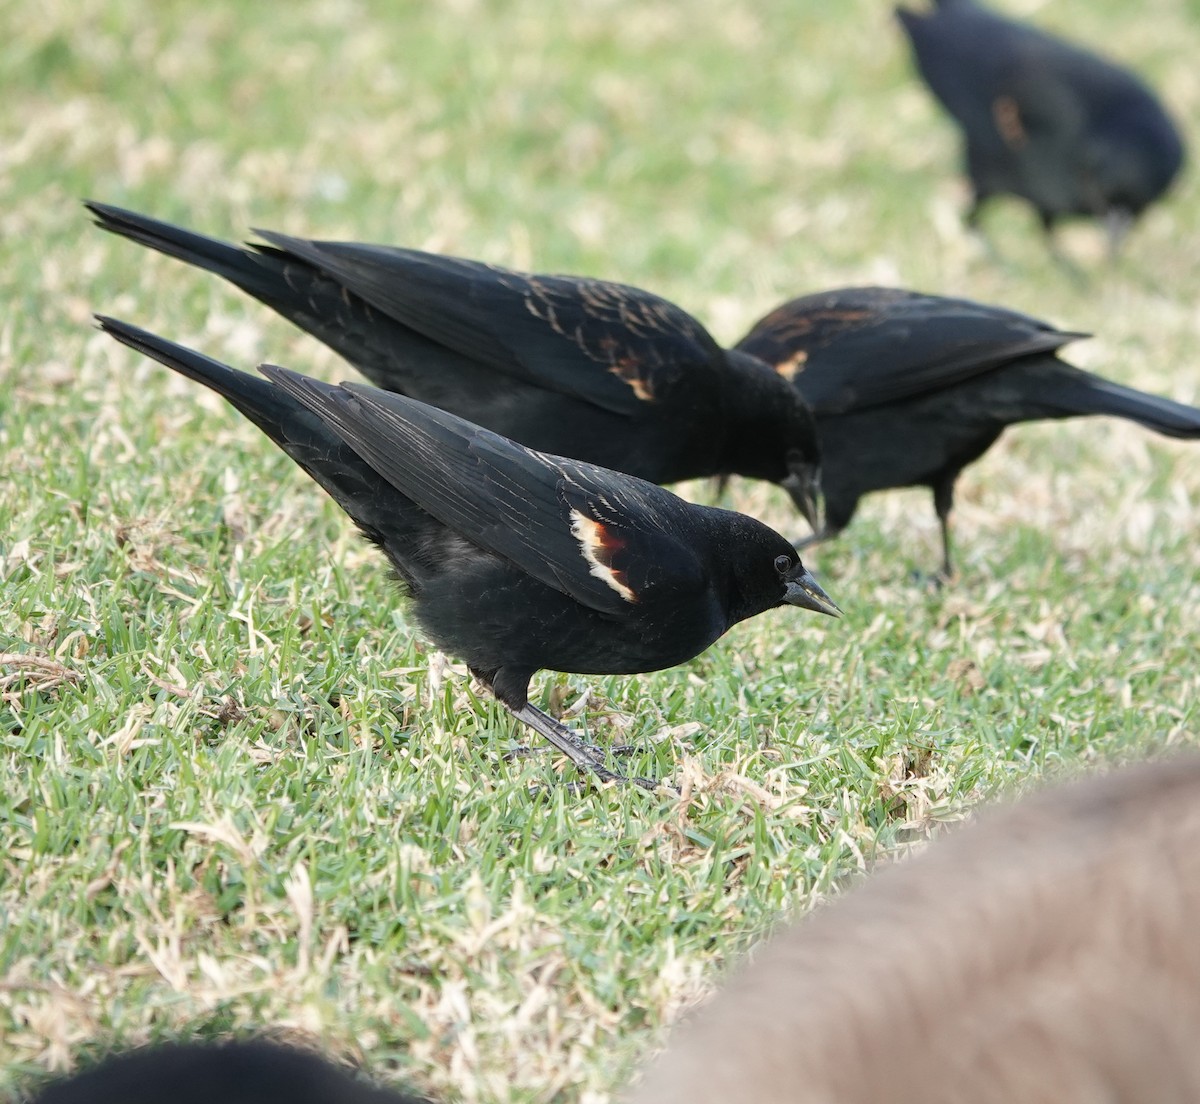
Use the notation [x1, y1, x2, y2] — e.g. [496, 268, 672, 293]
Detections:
[774, 554, 792, 574]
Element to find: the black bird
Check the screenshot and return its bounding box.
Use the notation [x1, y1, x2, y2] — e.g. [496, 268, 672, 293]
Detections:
[29, 1039, 428, 1104]
[736, 286, 1200, 578]
[98, 318, 839, 788]
[84, 202, 822, 527]
[896, 0, 1185, 256]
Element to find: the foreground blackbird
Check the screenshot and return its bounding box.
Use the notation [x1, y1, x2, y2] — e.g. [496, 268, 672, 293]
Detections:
[98, 319, 838, 788]
[736, 286, 1200, 577]
[31, 1039, 425, 1104]
[628, 756, 1200, 1104]
[896, 0, 1185, 256]
[85, 202, 821, 526]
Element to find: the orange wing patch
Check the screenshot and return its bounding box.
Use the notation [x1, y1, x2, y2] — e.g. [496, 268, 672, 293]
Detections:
[775, 348, 809, 381]
[569, 510, 637, 602]
[608, 358, 656, 401]
[993, 96, 1027, 148]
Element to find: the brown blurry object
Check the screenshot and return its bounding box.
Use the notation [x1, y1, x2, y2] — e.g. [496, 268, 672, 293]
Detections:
[628, 756, 1200, 1104]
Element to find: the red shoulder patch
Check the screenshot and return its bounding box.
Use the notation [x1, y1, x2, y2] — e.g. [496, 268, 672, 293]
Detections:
[569, 510, 637, 602]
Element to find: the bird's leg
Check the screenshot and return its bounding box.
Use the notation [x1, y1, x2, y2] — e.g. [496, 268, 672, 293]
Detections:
[479, 668, 660, 786]
[960, 194, 988, 232]
[932, 478, 957, 585]
[964, 194, 1007, 266]
[1040, 214, 1090, 289]
[505, 701, 660, 791]
[1104, 208, 1133, 262]
[937, 516, 954, 585]
[506, 701, 612, 772]
[507, 736, 642, 761]
[793, 524, 841, 553]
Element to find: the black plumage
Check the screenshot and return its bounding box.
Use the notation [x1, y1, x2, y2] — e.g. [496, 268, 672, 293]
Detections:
[98, 318, 838, 788]
[896, 0, 1185, 255]
[28, 1039, 427, 1104]
[736, 286, 1200, 577]
[84, 202, 821, 526]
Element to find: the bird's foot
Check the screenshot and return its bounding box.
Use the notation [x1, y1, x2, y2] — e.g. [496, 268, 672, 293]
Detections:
[909, 567, 953, 591]
[1048, 246, 1091, 291]
[507, 701, 665, 791]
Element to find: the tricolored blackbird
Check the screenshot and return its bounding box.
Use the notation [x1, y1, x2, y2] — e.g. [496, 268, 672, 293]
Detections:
[737, 286, 1200, 577]
[896, 0, 1185, 256]
[98, 319, 839, 788]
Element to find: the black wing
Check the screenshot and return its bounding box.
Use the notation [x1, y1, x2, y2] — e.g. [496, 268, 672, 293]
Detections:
[92, 318, 453, 592]
[896, 3, 1093, 189]
[261, 367, 708, 614]
[253, 234, 725, 416]
[897, 2, 1082, 129]
[736, 287, 1087, 413]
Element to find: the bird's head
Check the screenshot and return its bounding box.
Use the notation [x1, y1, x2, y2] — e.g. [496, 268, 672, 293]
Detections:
[782, 447, 823, 534]
[1088, 98, 1186, 219]
[715, 512, 841, 628]
[719, 352, 823, 517]
[775, 549, 840, 617]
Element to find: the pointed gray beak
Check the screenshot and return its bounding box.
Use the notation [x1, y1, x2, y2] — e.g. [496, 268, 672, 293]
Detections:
[782, 462, 823, 535]
[784, 566, 840, 617]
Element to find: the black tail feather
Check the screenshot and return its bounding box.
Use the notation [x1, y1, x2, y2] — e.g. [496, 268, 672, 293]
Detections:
[1050, 369, 1200, 439]
[94, 318, 437, 589]
[85, 201, 426, 391]
[85, 201, 282, 297]
[96, 314, 306, 447]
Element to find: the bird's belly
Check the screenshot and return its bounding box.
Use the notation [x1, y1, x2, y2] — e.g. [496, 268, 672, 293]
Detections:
[413, 570, 727, 679]
[819, 408, 1000, 500]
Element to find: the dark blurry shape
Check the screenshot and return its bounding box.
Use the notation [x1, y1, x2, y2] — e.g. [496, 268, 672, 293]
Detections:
[627, 755, 1200, 1104]
[97, 320, 838, 790]
[737, 285, 1200, 578]
[896, 0, 1185, 257]
[28, 1038, 428, 1104]
[84, 202, 821, 528]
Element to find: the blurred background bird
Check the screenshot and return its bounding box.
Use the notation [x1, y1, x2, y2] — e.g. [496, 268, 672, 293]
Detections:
[28, 1039, 427, 1104]
[895, 0, 1185, 260]
[627, 755, 1200, 1104]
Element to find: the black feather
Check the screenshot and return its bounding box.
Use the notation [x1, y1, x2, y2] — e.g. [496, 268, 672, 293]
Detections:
[737, 287, 1200, 577]
[85, 202, 820, 497]
[895, 0, 1185, 252]
[98, 320, 837, 787]
[28, 1039, 427, 1104]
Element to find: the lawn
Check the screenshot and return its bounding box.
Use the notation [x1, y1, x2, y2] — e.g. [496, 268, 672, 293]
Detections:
[1, 0, 1198, 1100]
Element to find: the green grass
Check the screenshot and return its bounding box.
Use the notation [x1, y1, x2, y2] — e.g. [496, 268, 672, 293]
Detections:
[2, 0, 1199, 1099]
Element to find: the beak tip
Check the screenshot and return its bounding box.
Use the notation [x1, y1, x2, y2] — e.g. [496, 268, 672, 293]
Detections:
[814, 596, 842, 619]
[787, 570, 841, 618]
